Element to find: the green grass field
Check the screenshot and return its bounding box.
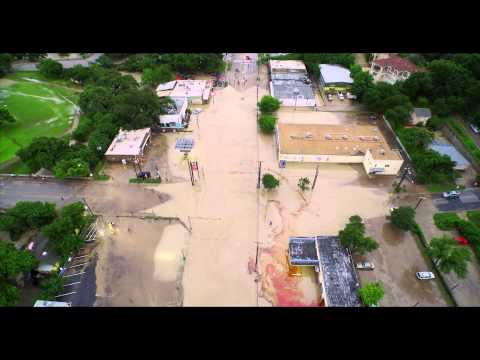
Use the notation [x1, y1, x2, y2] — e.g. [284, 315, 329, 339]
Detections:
[0, 72, 79, 163]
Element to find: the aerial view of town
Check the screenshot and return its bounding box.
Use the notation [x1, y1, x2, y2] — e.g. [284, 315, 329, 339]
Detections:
[2, 52, 480, 307]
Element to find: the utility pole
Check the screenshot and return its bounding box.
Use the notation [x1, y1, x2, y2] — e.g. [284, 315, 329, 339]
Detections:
[257, 161, 262, 189]
[312, 164, 320, 190]
[415, 196, 427, 210]
[187, 159, 194, 186]
[395, 167, 410, 192]
[82, 197, 94, 216]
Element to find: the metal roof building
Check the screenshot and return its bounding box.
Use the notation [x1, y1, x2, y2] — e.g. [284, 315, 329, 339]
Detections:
[429, 139, 471, 171]
[287, 236, 361, 307]
[319, 64, 354, 86]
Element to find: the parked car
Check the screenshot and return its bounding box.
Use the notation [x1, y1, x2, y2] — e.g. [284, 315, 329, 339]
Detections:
[338, 93, 345, 101]
[416, 272, 435, 280]
[455, 236, 469, 246]
[442, 190, 460, 199]
[356, 261, 375, 270]
[470, 123, 480, 134]
[368, 113, 377, 120]
[327, 94, 333, 102]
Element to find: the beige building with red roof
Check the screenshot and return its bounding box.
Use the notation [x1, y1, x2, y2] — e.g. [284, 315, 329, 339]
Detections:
[370, 54, 418, 84]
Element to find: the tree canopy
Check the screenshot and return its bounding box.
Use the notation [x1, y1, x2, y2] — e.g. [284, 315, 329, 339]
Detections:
[37, 58, 64, 79]
[262, 174, 279, 190]
[0, 201, 57, 240]
[0, 241, 37, 279]
[142, 65, 176, 87]
[338, 215, 379, 255]
[358, 281, 384, 307]
[258, 114, 277, 134]
[16, 137, 69, 172]
[427, 235, 471, 278]
[0, 53, 13, 77]
[258, 95, 281, 113]
[388, 206, 416, 231]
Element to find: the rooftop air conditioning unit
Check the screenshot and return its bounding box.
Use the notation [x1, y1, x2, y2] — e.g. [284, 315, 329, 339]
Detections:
[342, 135, 348, 140]
[373, 136, 379, 141]
[304, 132, 313, 139]
[325, 134, 332, 140]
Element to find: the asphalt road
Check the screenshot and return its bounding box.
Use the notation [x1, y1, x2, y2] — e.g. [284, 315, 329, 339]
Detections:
[11, 53, 103, 71]
[432, 188, 480, 212]
[0, 178, 170, 214]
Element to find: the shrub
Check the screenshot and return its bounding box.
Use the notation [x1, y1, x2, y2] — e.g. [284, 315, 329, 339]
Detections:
[258, 114, 277, 134]
[37, 58, 64, 79]
[467, 211, 480, 227]
[258, 95, 281, 113]
[358, 281, 384, 307]
[433, 212, 461, 230]
[298, 177, 310, 191]
[262, 173, 279, 190]
[456, 219, 480, 246]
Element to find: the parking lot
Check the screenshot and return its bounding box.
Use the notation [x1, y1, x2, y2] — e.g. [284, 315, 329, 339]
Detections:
[432, 189, 480, 212]
[357, 216, 448, 306]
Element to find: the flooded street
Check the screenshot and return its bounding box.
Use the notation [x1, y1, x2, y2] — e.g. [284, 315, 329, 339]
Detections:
[87, 54, 450, 307]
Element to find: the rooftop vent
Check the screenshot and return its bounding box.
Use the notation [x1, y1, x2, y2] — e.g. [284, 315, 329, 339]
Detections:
[359, 136, 365, 141]
[373, 136, 379, 141]
[342, 134, 349, 140]
[304, 132, 313, 139]
[380, 148, 385, 155]
[325, 134, 332, 140]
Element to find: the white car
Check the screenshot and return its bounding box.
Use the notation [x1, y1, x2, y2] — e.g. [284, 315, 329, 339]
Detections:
[338, 93, 345, 101]
[470, 123, 480, 134]
[442, 190, 460, 199]
[356, 261, 375, 270]
[416, 271, 435, 280]
[327, 94, 333, 102]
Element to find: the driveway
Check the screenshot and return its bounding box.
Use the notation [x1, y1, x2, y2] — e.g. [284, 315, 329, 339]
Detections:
[432, 189, 480, 212]
[11, 53, 103, 71]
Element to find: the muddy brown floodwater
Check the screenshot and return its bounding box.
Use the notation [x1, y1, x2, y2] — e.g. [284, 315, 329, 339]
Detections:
[95, 217, 190, 306]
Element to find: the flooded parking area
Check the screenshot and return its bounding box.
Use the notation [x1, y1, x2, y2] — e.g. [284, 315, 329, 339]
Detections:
[94, 216, 190, 306]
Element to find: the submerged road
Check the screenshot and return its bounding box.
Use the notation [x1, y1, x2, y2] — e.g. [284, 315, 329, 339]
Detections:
[11, 53, 103, 71]
[432, 188, 480, 212]
[0, 178, 170, 214]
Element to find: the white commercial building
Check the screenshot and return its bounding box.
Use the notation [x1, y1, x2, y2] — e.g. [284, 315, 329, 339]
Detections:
[104, 128, 152, 162]
[156, 79, 213, 105]
[158, 96, 189, 131]
[276, 123, 404, 175]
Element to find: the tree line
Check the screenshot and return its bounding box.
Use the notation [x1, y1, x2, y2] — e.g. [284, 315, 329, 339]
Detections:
[349, 54, 480, 187]
[0, 201, 93, 306]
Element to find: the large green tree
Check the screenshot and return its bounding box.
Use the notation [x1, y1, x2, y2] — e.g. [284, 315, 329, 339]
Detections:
[0, 279, 20, 306]
[142, 64, 175, 87]
[338, 215, 379, 255]
[53, 158, 90, 179]
[427, 235, 471, 278]
[258, 95, 281, 113]
[262, 174, 279, 190]
[388, 206, 416, 231]
[0, 201, 57, 240]
[0, 241, 37, 279]
[0, 53, 13, 77]
[16, 137, 69, 172]
[37, 58, 64, 79]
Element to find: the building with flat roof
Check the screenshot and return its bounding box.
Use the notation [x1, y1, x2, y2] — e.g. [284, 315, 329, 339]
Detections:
[158, 97, 189, 131]
[34, 300, 71, 307]
[104, 128, 152, 162]
[319, 64, 354, 92]
[156, 79, 213, 105]
[270, 79, 316, 107]
[276, 123, 403, 175]
[268, 59, 316, 107]
[269, 60, 307, 73]
[287, 236, 361, 307]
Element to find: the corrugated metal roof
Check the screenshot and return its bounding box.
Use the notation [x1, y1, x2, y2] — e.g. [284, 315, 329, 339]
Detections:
[429, 139, 470, 169]
[319, 64, 353, 85]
